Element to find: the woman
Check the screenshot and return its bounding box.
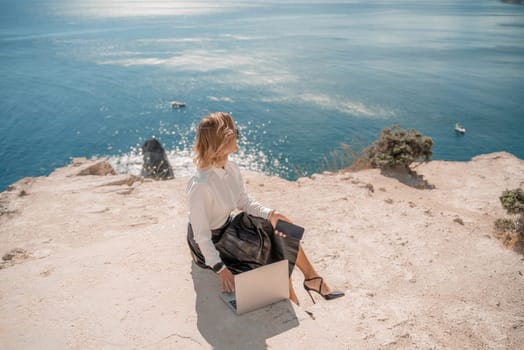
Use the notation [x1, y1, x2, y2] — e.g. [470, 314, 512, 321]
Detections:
[187, 112, 344, 305]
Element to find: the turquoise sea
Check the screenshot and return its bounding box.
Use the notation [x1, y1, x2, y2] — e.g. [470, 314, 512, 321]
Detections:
[1, 0, 523, 191]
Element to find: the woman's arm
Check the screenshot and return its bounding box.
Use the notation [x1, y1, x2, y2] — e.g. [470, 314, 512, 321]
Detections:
[188, 183, 223, 268]
[188, 182, 236, 293]
[229, 162, 293, 231]
[230, 162, 273, 219]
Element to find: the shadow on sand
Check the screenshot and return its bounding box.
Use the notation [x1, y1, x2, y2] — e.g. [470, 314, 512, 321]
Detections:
[380, 166, 435, 190]
[190, 263, 299, 350]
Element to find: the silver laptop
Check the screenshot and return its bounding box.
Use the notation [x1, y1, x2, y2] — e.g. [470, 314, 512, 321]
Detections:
[220, 259, 289, 315]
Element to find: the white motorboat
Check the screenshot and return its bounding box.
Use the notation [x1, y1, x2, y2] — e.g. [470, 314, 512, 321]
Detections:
[170, 101, 186, 108]
[454, 123, 466, 134]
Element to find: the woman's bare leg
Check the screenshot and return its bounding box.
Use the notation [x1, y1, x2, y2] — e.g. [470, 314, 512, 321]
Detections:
[289, 278, 299, 305]
[294, 244, 333, 294]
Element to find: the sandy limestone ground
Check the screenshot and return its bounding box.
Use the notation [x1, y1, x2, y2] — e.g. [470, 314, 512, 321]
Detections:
[1, 152, 523, 349]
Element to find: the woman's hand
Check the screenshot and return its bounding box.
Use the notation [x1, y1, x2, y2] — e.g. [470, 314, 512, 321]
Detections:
[218, 267, 235, 293]
[269, 210, 292, 238]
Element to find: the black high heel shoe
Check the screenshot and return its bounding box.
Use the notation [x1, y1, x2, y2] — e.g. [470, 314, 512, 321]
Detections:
[303, 276, 345, 304]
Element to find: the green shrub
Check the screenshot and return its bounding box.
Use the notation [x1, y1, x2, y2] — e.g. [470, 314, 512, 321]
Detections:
[495, 188, 524, 253]
[494, 218, 516, 233]
[499, 188, 524, 215]
[365, 125, 433, 170]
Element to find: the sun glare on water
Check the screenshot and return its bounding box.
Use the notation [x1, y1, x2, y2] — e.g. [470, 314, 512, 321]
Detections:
[59, 0, 250, 18]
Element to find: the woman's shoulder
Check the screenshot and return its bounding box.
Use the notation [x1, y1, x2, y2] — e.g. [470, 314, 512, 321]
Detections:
[193, 168, 211, 182]
[186, 170, 211, 193]
[224, 161, 242, 180]
[225, 160, 241, 173]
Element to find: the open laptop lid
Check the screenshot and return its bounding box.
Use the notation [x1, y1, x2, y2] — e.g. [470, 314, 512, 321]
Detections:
[222, 259, 289, 315]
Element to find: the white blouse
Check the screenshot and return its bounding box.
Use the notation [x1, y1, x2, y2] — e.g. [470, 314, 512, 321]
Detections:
[186, 161, 272, 268]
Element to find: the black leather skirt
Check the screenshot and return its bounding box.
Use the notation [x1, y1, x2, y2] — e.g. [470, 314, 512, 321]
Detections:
[187, 212, 299, 276]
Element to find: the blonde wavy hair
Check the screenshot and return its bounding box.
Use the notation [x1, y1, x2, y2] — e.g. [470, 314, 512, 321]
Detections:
[193, 112, 237, 169]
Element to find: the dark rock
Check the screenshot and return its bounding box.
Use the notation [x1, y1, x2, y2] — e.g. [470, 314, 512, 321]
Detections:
[453, 217, 464, 225]
[2, 248, 29, 261]
[141, 138, 174, 180]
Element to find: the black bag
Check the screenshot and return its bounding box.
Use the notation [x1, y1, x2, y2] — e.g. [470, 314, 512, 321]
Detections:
[214, 212, 281, 274]
[187, 212, 295, 275]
